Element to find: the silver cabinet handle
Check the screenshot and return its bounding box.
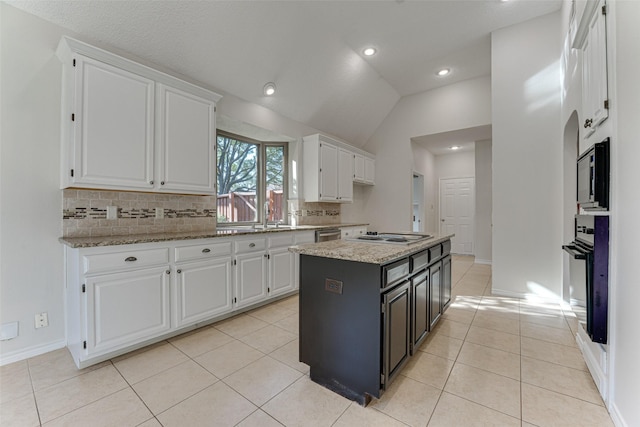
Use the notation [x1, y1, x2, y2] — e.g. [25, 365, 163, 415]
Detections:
[202, 248, 211, 253]
[125, 256, 137, 262]
[249, 243, 256, 248]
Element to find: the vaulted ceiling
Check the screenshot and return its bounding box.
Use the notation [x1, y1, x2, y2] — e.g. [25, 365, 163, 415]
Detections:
[9, 0, 561, 146]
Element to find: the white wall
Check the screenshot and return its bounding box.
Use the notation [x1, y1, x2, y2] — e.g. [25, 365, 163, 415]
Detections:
[1, 4, 69, 362]
[491, 12, 562, 298]
[475, 140, 493, 264]
[0, 4, 330, 363]
[609, 1, 640, 424]
[411, 143, 437, 233]
[357, 76, 492, 232]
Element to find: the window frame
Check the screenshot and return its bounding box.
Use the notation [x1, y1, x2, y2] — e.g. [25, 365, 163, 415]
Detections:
[215, 130, 288, 227]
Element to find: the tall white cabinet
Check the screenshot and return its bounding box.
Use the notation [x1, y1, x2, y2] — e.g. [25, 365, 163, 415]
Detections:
[57, 37, 221, 194]
[573, 0, 609, 139]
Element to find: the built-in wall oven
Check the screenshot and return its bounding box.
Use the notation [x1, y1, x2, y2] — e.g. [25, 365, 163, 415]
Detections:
[562, 215, 609, 344]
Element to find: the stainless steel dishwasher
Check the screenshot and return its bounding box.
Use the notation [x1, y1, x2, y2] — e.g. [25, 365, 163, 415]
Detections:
[315, 228, 341, 242]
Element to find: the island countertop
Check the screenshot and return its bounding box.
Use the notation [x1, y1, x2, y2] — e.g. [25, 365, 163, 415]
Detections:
[289, 233, 454, 265]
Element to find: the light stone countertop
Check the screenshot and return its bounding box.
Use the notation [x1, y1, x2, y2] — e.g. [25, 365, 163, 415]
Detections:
[59, 223, 368, 248]
[289, 233, 454, 265]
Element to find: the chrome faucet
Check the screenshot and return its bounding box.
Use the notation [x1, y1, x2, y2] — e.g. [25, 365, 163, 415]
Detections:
[264, 201, 270, 228]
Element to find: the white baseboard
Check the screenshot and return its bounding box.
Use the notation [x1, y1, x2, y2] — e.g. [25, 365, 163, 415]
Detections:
[0, 339, 66, 366]
[576, 326, 608, 402]
[609, 401, 628, 427]
[474, 259, 492, 265]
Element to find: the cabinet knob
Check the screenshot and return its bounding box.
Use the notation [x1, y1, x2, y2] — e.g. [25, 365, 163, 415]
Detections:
[202, 248, 211, 253]
[249, 243, 256, 248]
[584, 118, 593, 128]
[150, 180, 154, 185]
[160, 181, 165, 185]
[124, 256, 137, 262]
[166, 270, 170, 275]
[177, 269, 182, 274]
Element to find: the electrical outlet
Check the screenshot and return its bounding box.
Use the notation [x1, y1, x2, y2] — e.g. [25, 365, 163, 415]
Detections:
[35, 312, 49, 329]
[155, 207, 164, 219]
[106, 205, 118, 220]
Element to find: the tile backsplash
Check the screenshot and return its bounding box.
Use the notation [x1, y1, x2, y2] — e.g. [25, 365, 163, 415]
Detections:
[62, 190, 342, 237]
[289, 200, 341, 226]
[63, 189, 216, 237]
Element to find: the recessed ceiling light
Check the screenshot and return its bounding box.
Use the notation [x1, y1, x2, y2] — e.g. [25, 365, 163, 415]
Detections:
[449, 145, 461, 150]
[437, 68, 451, 77]
[363, 47, 377, 56]
[263, 82, 276, 96]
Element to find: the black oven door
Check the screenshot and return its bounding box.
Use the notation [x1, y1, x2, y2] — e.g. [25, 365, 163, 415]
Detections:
[562, 243, 592, 327]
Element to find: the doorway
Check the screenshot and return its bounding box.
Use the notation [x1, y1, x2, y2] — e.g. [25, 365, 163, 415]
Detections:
[440, 177, 475, 255]
[412, 173, 424, 232]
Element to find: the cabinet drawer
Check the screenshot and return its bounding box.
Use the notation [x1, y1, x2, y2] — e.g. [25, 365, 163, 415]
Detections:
[382, 258, 410, 289]
[428, 245, 442, 262]
[83, 248, 169, 275]
[411, 250, 429, 273]
[235, 238, 267, 254]
[442, 240, 451, 256]
[269, 233, 294, 248]
[175, 241, 231, 262]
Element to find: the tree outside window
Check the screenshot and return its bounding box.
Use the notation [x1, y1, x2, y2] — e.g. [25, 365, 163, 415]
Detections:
[216, 132, 287, 224]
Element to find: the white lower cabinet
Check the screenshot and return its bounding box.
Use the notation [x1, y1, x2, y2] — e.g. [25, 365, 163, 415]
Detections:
[174, 258, 232, 328]
[85, 266, 171, 356]
[234, 251, 268, 309]
[65, 231, 304, 368]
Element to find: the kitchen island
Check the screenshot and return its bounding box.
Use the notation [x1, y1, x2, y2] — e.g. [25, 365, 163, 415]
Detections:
[289, 234, 453, 405]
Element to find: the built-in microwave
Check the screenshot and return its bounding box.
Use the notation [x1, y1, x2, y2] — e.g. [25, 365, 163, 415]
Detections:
[577, 138, 609, 211]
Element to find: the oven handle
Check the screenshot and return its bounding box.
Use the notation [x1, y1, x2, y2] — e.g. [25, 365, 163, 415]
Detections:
[562, 244, 589, 260]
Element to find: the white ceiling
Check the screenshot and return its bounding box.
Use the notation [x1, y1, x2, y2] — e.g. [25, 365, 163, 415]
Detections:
[412, 124, 492, 156]
[9, 0, 561, 147]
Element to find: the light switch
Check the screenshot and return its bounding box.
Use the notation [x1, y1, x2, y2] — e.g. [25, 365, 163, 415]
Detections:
[0, 322, 18, 340]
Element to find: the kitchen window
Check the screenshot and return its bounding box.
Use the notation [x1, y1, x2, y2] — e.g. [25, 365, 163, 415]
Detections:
[216, 131, 287, 225]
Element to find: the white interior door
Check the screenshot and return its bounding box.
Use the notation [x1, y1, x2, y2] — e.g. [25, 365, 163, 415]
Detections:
[412, 173, 424, 232]
[440, 177, 475, 255]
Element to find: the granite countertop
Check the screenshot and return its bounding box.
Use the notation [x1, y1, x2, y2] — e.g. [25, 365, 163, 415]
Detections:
[59, 223, 369, 248]
[289, 233, 454, 265]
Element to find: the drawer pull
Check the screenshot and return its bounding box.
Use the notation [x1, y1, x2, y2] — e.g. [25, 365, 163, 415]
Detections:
[202, 248, 211, 253]
[124, 256, 137, 262]
[249, 243, 256, 248]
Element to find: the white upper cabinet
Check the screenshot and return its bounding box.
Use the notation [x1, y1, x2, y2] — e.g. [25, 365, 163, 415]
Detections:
[57, 37, 222, 194]
[157, 85, 216, 193]
[71, 55, 155, 190]
[573, 0, 609, 138]
[354, 152, 375, 185]
[302, 133, 374, 203]
[337, 147, 353, 202]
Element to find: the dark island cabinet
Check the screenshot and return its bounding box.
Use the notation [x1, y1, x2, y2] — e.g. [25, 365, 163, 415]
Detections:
[299, 238, 452, 406]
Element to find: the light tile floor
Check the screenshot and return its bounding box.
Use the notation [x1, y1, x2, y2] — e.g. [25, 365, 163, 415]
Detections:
[0, 256, 615, 426]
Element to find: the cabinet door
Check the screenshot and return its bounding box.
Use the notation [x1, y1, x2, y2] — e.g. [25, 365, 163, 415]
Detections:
[269, 247, 295, 297]
[411, 271, 429, 353]
[354, 153, 365, 182]
[382, 281, 411, 388]
[157, 85, 216, 194]
[582, 0, 608, 137]
[429, 262, 442, 330]
[364, 157, 375, 184]
[337, 148, 354, 202]
[319, 142, 338, 201]
[174, 258, 232, 328]
[72, 55, 155, 190]
[235, 252, 268, 308]
[441, 255, 452, 311]
[85, 266, 170, 355]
